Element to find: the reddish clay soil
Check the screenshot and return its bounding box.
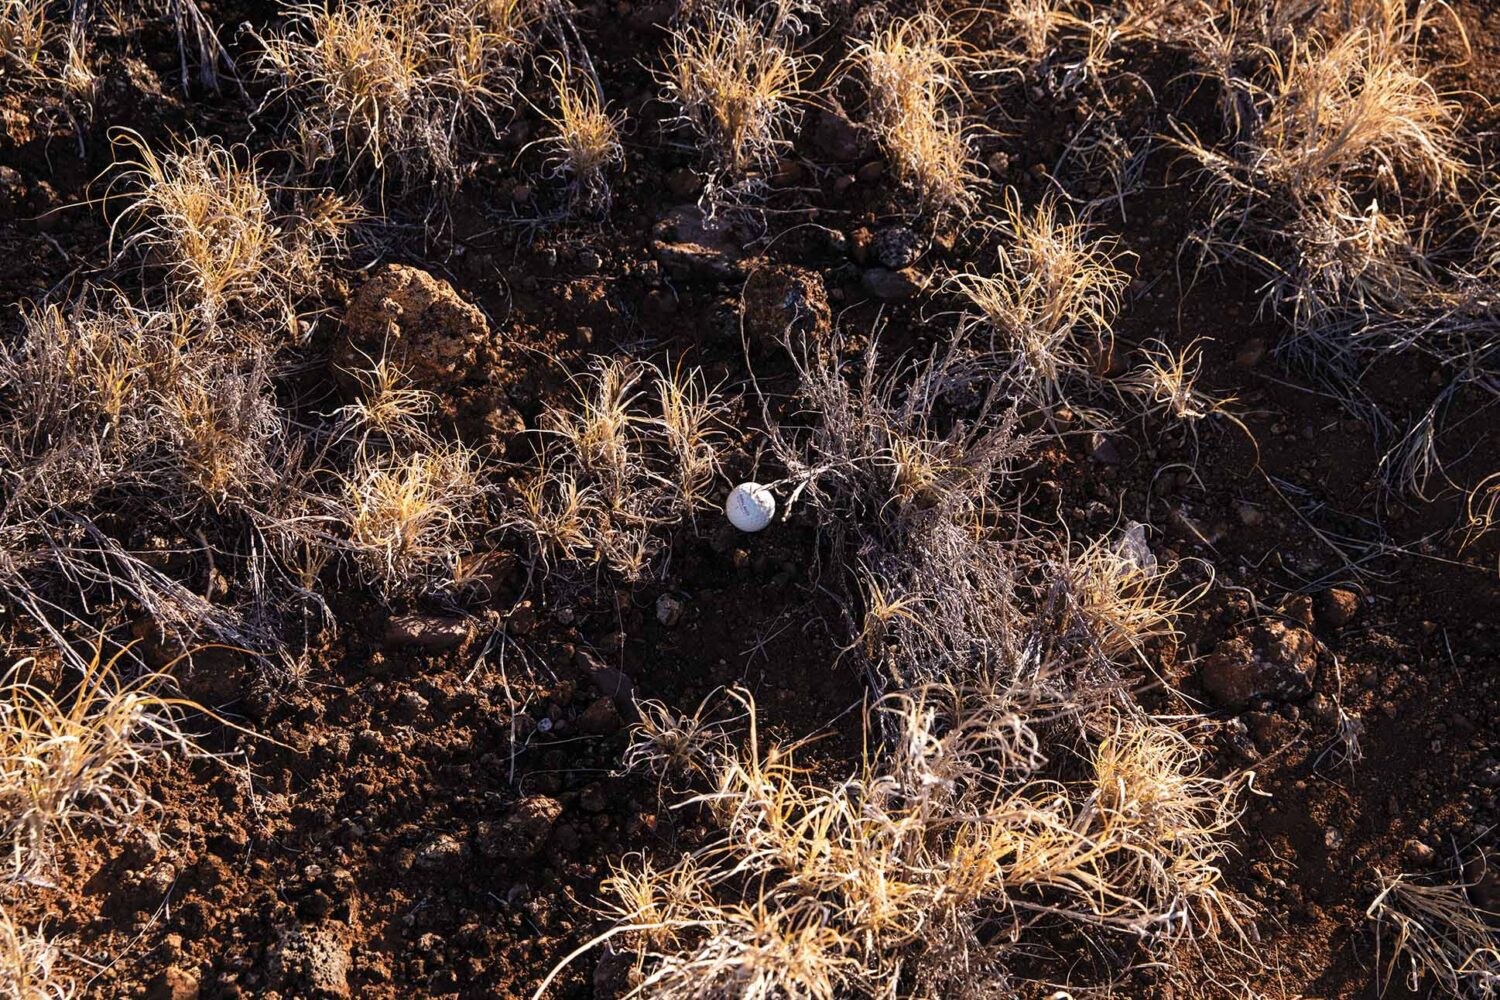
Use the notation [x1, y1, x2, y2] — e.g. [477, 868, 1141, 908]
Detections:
[2, 1, 1499, 998]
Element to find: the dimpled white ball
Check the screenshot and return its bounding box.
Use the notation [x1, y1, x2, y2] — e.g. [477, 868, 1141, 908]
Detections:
[725, 482, 775, 532]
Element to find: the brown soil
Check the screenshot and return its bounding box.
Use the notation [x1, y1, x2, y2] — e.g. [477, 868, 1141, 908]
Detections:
[2, 2, 1498, 998]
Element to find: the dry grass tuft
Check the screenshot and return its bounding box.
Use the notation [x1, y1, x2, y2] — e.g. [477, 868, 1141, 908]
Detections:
[1368, 871, 1500, 998]
[0, 644, 204, 881]
[544, 688, 1246, 998]
[337, 443, 487, 598]
[533, 55, 624, 211]
[504, 357, 730, 582]
[1120, 339, 1242, 437]
[108, 131, 351, 335]
[657, 2, 811, 203]
[256, 0, 545, 187]
[947, 194, 1130, 413]
[0, 909, 72, 1000]
[851, 13, 979, 219]
[1050, 528, 1203, 665]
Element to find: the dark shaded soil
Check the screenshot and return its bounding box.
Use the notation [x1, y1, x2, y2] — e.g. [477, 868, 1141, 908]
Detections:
[2, 1, 1498, 998]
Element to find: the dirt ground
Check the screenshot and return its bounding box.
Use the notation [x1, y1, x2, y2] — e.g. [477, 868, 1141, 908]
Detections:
[2, 1, 1499, 997]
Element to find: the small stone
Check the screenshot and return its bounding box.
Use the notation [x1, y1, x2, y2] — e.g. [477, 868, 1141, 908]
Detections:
[1236, 503, 1265, 527]
[1236, 338, 1267, 368]
[856, 160, 886, 183]
[267, 924, 352, 999]
[1279, 594, 1315, 628]
[1089, 433, 1121, 465]
[810, 110, 868, 161]
[578, 696, 622, 736]
[656, 594, 684, 626]
[653, 204, 743, 280]
[149, 967, 199, 1000]
[384, 614, 471, 651]
[480, 796, 564, 859]
[576, 649, 635, 711]
[1200, 620, 1321, 709]
[512, 183, 532, 204]
[414, 834, 466, 872]
[394, 689, 429, 721]
[1315, 588, 1360, 628]
[861, 267, 926, 300]
[575, 249, 602, 273]
[742, 265, 831, 343]
[871, 226, 924, 269]
[1405, 840, 1436, 866]
[666, 167, 700, 198]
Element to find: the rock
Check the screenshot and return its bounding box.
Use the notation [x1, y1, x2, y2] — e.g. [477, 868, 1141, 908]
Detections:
[576, 648, 635, 711]
[1316, 587, 1360, 628]
[871, 226, 924, 269]
[666, 167, 700, 198]
[810, 110, 868, 162]
[383, 614, 471, 652]
[1236, 503, 1265, 527]
[394, 690, 429, 721]
[0, 165, 27, 216]
[480, 796, 564, 859]
[414, 834, 466, 872]
[267, 923, 352, 999]
[1236, 338, 1267, 368]
[856, 160, 886, 183]
[742, 265, 831, 344]
[578, 696, 622, 735]
[341, 265, 490, 389]
[772, 158, 804, 187]
[1089, 433, 1121, 465]
[132, 619, 250, 707]
[653, 205, 743, 280]
[148, 967, 199, 1000]
[655, 594, 684, 626]
[861, 267, 926, 301]
[1279, 594, 1315, 628]
[1244, 711, 1292, 753]
[1405, 839, 1436, 866]
[1200, 620, 1321, 709]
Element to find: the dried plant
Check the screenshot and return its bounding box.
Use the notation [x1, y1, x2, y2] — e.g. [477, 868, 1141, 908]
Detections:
[108, 131, 347, 335]
[947, 194, 1130, 413]
[256, 0, 544, 188]
[1119, 339, 1246, 449]
[543, 688, 1246, 998]
[1049, 528, 1203, 666]
[658, 2, 811, 202]
[505, 358, 731, 582]
[0, 909, 72, 1000]
[851, 13, 979, 218]
[1368, 871, 1500, 998]
[0, 645, 204, 880]
[336, 442, 486, 596]
[533, 54, 624, 211]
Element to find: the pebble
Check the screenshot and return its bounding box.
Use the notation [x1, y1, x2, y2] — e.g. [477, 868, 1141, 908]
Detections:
[383, 614, 470, 651]
[861, 266, 926, 300]
[1089, 433, 1121, 465]
[1315, 587, 1360, 628]
[656, 593, 684, 626]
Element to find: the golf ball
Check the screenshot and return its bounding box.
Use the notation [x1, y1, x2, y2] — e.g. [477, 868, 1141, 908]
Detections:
[725, 482, 775, 532]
